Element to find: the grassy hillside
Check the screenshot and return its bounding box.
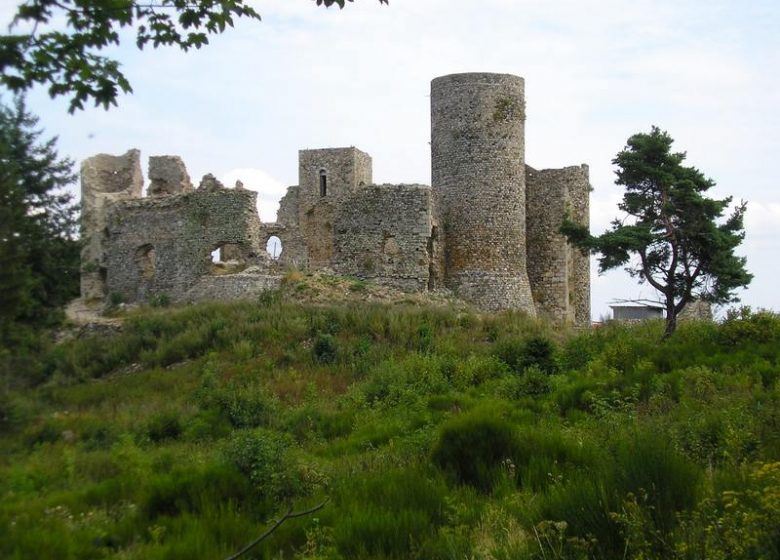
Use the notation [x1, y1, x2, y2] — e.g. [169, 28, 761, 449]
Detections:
[1, 298, 779, 559]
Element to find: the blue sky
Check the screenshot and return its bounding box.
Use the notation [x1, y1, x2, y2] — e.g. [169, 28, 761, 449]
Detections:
[6, 0, 779, 318]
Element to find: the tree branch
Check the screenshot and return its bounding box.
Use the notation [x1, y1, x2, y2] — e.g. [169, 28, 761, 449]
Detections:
[224, 499, 329, 560]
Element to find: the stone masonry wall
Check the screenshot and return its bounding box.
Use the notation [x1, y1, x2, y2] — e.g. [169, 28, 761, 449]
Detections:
[568, 165, 591, 326]
[333, 184, 433, 291]
[80, 149, 144, 300]
[103, 187, 265, 303]
[272, 186, 308, 267]
[526, 165, 591, 325]
[83, 73, 591, 323]
[297, 148, 373, 269]
[431, 73, 536, 313]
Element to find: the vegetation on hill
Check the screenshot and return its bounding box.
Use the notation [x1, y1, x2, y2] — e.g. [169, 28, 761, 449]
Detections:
[1, 298, 779, 559]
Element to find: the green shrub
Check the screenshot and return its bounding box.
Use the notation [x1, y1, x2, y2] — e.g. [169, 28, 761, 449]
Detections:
[312, 333, 338, 364]
[145, 410, 183, 442]
[496, 365, 552, 399]
[432, 411, 518, 492]
[495, 335, 558, 374]
[149, 293, 171, 308]
[197, 380, 278, 429]
[223, 429, 297, 501]
[613, 431, 702, 534]
[142, 463, 252, 519]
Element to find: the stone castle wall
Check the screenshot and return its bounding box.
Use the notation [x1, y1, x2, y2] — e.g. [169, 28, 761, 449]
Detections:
[332, 184, 433, 292]
[103, 187, 264, 302]
[80, 149, 144, 300]
[80, 73, 591, 324]
[526, 165, 591, 326]
[430, 73, 535, 313]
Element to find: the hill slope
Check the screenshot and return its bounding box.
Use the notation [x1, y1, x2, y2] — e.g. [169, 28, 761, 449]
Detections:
[1, 300, 779, 559]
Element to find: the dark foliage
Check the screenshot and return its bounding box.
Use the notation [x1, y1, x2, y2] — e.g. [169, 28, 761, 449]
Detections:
[0, 98, 79, 348]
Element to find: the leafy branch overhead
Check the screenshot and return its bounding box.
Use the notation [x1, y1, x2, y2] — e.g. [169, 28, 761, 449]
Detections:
[1, 0, 387, 113]
[561, 126, 751, 337]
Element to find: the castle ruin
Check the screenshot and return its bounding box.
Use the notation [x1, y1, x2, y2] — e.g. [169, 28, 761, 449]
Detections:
[80, 73, 591, 324]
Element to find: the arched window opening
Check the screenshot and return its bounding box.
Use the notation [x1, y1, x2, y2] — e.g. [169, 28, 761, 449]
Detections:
[266, 236, 282, 260]
[319, 169, 327, 197]
[134, 244, 156, 280]
[209, 243, 246, 274]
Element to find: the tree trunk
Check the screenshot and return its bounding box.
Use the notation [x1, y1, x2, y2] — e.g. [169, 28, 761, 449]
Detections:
[663, 300, 677, 339]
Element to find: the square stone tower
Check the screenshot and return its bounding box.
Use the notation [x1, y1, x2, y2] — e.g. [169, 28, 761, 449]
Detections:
[297, 147, 372, 268]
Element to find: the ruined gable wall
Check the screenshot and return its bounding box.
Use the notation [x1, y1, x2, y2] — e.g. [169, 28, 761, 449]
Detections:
[103, 188, 263, 303]
[525, 164, 590, 325]
[332, 184, 433, 292]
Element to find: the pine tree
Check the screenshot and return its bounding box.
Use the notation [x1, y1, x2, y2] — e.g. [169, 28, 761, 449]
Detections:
[0, 98, 79, 346]
[562, 126, 752, 337]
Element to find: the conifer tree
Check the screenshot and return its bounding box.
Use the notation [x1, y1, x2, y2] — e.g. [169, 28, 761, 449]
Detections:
[562, 126, 751, 337]
[0, 98, 79, 346]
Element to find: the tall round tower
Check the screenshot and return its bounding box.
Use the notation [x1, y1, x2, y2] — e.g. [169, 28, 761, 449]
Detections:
[431, 72, 535, 314]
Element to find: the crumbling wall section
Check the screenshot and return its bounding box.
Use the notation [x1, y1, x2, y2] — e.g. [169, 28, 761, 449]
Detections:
[525, 164, 590, 325]
[103, 187, 265, 303]
[270, 186, 307, 268]
[80, 149, 144, 300]
[333, 184, 433, 292]
[148, 155, 193, 196]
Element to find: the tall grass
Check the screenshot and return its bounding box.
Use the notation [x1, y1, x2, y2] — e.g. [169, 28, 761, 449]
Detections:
[1, 302, 779, 558]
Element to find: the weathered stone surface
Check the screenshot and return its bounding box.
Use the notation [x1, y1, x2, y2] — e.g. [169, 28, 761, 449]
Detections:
[333, 184, 433, 291]
[198, 173, 225, 192]
[80, 73, 591, 323]
[679, 299, 713, 321]
[526, 164, 591, 325]
[148, 155, 193, 196]
[431, 73, 536, 314]
[185, 272, 281, 303]
[104, 188, 266, 303]
[80, 149, 144, 300]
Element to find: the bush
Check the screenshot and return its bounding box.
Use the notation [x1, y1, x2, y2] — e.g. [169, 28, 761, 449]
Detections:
[197, 380, 278, 429]
[142, 463, 252, 519]
[496, 365, 552, 399]
[495, 335, 558, 374]
[312, 333, 338, 364]
[145, 410, 183, 442]
[432, 411, 518, 492]
[223, 429, 298, 501]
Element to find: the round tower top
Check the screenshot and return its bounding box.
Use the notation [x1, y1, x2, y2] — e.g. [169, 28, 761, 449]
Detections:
[431, 72, 524, 89]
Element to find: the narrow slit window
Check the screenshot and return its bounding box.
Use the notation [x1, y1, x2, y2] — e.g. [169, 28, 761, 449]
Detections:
[319, 170, 327, 197]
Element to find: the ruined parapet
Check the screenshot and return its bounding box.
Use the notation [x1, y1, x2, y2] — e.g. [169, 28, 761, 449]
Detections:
[526, 165, 591, 325]
[297, 148, 373, 269]
[80, 149, 143, 300]
[333, 184, 434, 292]
[198, 173, 225, 192]
[431, 73, 535, 313]
[148, 156, 193, 196]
